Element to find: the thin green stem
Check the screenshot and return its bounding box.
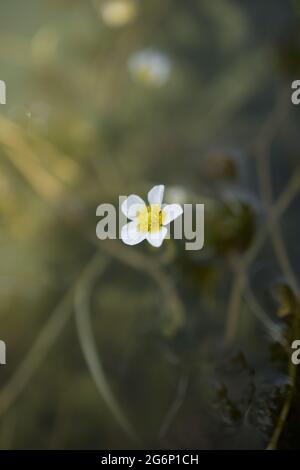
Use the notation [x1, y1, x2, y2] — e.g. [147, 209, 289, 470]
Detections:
[267, 311, 300, 450]
[0, 252, 106, 416]
[74, 255, 138, 443]
[100, 240, 186, 336]
[224, 260, 246, 345]
[254, 94, 300, 450]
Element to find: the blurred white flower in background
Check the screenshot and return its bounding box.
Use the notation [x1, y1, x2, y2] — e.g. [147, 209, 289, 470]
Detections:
[128, 49, 172, 87]
[121, 185, 183, 247]
[96, 0, 137, 27]
[165, 186, 189, 205]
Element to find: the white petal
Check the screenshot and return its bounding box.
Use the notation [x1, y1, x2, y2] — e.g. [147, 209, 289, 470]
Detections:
[162, 204, 183, 225]
[147, 185, 164, 206]
[121, 221, 146, 246]
[146, 227, 168, 248]
[121, 195, 146, 220]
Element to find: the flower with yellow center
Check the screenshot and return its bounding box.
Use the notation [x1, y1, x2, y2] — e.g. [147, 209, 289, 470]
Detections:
[121, 185, 183, 247]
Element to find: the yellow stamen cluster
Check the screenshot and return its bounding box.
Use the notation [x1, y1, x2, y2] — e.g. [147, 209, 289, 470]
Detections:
[137, 204, 165, 233]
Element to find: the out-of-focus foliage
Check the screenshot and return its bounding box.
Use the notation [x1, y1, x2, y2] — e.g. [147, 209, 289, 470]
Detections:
[0, 0, 300, 449]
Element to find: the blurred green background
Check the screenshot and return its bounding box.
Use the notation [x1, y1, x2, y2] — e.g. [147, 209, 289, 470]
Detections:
[0, 0, 300, 449]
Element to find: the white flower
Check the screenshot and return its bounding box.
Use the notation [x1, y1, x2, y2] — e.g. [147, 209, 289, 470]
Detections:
[121, 185, 183, 247]
[128, 49, 172, 87]
[97, 0, 137, 28]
